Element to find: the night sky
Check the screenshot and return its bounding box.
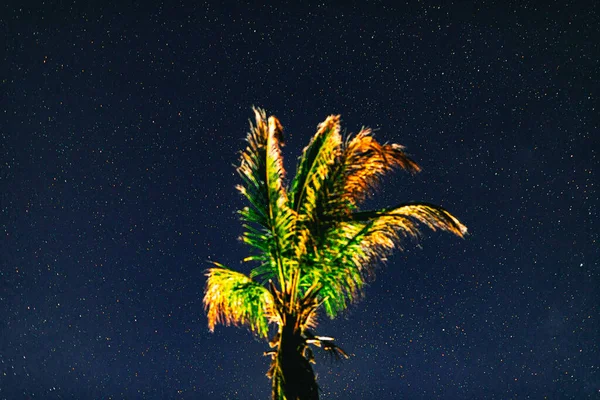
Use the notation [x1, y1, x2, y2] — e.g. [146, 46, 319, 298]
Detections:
[2, 1, 599, 399]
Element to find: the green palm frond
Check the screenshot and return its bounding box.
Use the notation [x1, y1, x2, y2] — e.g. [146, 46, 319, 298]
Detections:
[299, 220, 367, 317]
[204, 263, 276, 338]
[237, 108, 287, 229]
[290, 115, 343, 222]
[285, 114, 343, 303]
[237, 108, 297, 287]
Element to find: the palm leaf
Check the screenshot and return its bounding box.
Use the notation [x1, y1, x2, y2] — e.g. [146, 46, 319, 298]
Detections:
[237, 108, 287, 229]
[342, 128, 421, 204]
[299, 220, 368, 317]
[289, 115, 343, 222]
[350, 202, 468, 239]
[236, 108, 297, 287]
[302, 202, 466, 318]
[319, 128, 420, 222]
[204, 263, 276, 338]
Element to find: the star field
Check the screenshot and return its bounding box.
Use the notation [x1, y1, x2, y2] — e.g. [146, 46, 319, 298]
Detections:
[1, 1, 598, 399]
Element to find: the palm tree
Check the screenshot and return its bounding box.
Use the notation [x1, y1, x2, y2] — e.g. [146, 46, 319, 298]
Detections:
[204, 108, 467, 400]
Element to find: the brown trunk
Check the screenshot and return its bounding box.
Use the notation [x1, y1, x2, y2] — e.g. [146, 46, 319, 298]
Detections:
[271, 313, 319, 400]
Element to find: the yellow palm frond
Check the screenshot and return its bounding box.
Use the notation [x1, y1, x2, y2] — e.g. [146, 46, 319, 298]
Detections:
[353, 202, 467, 238]
[300, 202, 466, 318]
[349, 202, 467, 274]
[204, 264, 276, 338]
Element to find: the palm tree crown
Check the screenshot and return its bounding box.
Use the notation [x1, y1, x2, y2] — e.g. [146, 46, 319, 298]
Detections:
[204, 108, 467, 399]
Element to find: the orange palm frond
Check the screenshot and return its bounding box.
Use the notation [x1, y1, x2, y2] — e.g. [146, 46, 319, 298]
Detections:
[342, 127, 421, 205]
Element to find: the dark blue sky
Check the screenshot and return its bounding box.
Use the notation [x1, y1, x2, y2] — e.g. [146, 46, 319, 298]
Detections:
[2, 1, 598, 399]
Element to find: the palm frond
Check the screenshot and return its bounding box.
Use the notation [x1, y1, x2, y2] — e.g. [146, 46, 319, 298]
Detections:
[300, 202, 466, 318]
[237, 107, 287, 229]
[351, 202, 468, 238]
[290, 115, 343, 222]
[342, 128, 421, 204]
[342, 202, 467, 279]
[236, 108, 297, 287]
[314, 127, 420, 227]
[299, 221, 368, 318]
[204, 263, 276, 338]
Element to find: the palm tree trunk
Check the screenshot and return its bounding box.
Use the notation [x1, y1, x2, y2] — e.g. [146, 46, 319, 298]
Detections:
[271, 314, 319, 400]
